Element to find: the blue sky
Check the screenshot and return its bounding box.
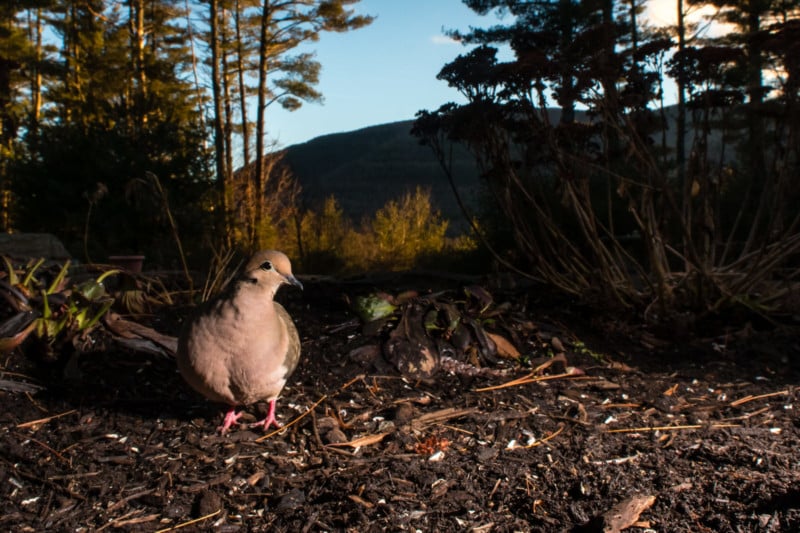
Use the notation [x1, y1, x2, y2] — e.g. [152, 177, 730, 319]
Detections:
[263, 0, 712, 148]
[265, 0, 506, 147]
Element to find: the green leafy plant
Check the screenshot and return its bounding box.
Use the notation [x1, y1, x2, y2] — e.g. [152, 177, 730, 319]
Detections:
[0, 257, 118, 354]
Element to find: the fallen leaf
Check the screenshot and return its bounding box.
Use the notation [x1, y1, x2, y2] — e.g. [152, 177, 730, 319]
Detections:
[605, 359, 636, 372]
[602, 494, 656, 533]
[104, 312, 178, 355]
[486, 332, 520, 359]
[0, 311, 38, 352]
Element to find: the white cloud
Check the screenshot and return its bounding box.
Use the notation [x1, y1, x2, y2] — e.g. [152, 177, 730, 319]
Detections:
[431, 34, 459, 45]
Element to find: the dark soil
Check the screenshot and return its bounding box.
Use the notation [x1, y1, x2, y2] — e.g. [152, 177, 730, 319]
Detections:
[1, 276, 799, 532]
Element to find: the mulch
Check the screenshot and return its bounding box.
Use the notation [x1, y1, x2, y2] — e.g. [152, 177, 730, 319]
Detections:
[1, 276, 798, 532]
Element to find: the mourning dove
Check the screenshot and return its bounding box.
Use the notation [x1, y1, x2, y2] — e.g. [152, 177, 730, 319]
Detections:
[177, 250, 302, 433]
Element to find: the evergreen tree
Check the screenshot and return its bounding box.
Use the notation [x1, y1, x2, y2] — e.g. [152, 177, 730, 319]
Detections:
[12, 0, 212, 265]
[0, 0, 56, 231]
[205, 0, 373, 250]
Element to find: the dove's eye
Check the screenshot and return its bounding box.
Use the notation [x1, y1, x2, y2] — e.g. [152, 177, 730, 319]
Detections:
[259, 261, 273, 271]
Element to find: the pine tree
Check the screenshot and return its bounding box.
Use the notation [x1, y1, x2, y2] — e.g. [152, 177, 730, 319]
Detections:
[0, 0, 58, 231]
[205, 0, 373, 250]
[13, 0, 212, 264]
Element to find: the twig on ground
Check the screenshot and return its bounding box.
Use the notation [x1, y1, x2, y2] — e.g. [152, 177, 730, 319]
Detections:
[17, 409, 78, 429]
[98, 510, 159, 531]
[14, 433, 71, 465]
[524, 423, 565, 448]
[729, 389, 789, 407]
[154, 509, 221, 532]
[605, 423, 741, 433]
[475, 371, 581, 392]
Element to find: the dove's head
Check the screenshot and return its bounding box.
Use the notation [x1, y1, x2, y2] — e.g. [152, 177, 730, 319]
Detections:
[244, 250, 303, 293]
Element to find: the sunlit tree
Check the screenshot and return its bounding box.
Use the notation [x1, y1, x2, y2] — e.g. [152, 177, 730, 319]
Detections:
[205, 0, 373, 250]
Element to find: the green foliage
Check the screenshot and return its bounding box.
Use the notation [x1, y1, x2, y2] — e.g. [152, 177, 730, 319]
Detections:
[4, 0, 213, 266]
[12, 120, 213, 265]
[368, 187, 450, 270]
[0, 257, 117, 352]
[352, 293, 397, 323]
[295, 188, 469, 274]
[297, 196, 350, 272]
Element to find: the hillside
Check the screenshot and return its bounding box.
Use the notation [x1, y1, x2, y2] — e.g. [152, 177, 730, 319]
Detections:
[283, 107, 727, 234]
[284, 120, 481, 231]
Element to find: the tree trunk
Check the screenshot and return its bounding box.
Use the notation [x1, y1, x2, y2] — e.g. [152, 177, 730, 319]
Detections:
[183, 0, 206, 134]
[221, 6, 234, 212]
[742, 8, 768, 254]
[254, 0, 272, 250]
[557, 0, 575, 124]
[209, 0, 230, 241]
[28, 8, 43, 141]
[676, 0, 688, 269]
[131, 0, 146, 128]
[234, 0, 250, 167]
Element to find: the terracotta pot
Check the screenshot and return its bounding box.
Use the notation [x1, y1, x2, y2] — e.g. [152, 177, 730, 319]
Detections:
[108, 255, 145, 273]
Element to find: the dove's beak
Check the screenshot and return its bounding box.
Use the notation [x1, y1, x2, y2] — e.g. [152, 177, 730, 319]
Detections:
[285, 274, 303, 290]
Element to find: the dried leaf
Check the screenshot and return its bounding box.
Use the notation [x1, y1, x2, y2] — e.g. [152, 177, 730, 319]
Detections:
[0, 311, 38, 352]
[602, 494, 656, 533]
[464, 318, 497, 363]
[485, 332, 520, 359]
[384, 303, 440, 379]
[394, 290, 419, 304]
[104, 312, 178, 355]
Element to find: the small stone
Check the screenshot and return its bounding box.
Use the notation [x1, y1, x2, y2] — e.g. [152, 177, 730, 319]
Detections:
[316, 416, 338, 433]
[196, 490, 222, 517]
[324, 428, 348, 444]
[348, 344, 381, 363]
[394, 403, 414, 424]
[276, 488, 306, 513]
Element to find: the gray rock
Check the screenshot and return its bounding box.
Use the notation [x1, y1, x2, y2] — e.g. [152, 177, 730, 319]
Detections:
[0, 233, 70, 261]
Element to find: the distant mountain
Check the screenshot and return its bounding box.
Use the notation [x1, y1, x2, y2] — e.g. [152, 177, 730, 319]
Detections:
[284, 120, 481, 232]
[283, 106, 728, 234]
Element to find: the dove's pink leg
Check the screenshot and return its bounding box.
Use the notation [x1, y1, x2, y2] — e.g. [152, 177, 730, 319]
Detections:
[218, 407, 243, 434]
[252, 399, 281, 430]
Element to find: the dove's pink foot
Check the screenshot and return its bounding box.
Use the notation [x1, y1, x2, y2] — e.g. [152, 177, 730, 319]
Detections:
[251, 399, 282, 430]
[218, 407, 244, 434]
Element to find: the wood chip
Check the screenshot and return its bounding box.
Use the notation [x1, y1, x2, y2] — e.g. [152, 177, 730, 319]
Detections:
[327, 432, 389, 448]
[347, 494, 374, 508]
[410, 407, 476, 430]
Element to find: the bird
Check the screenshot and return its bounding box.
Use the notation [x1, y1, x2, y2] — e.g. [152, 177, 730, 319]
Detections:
[177, 250, 302, 434]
